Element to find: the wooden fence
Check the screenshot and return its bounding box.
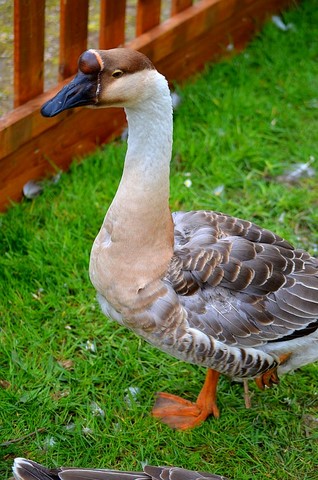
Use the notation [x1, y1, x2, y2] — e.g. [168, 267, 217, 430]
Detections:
[0, 0, 295, 210]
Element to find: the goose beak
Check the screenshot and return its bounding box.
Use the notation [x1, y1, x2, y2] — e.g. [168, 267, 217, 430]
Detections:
[41, 72, 98, 117]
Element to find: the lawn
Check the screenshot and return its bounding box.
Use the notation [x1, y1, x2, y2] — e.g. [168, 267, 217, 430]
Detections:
[1, 1, 318, 479]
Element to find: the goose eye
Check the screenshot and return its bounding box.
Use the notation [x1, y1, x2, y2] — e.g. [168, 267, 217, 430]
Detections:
[112, 69, 124, 78]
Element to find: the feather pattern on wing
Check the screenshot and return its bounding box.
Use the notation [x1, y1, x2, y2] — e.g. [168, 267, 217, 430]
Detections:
[12, 459, 228, 480]
[168, 210, 318, 349]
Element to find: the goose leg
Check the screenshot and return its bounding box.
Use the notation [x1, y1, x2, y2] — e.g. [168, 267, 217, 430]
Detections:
[255, 352, 292, 390]
[152, 369, 220, 430]
[243, 379, 252, 408]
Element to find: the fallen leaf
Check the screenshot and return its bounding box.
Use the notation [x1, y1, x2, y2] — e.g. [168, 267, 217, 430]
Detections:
[57, 359, 74, 370]
[0, 380, 11, 389]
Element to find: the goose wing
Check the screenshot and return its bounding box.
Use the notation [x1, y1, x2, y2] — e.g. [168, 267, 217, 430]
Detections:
[144, 465, 228, 479]
[12, 458, 148, 480]
[12, 459, 228, 480]
[168, 211, 318, 348]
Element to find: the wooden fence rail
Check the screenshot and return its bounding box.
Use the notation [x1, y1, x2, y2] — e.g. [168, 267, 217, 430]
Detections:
[0, 0, 295, 211]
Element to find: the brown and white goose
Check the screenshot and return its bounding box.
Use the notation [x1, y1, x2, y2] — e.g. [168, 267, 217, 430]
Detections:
[12, 458, 228, 480]
[41, 48, 318, 430]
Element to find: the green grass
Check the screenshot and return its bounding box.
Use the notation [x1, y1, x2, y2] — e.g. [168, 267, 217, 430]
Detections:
[1, 1, 318, 479]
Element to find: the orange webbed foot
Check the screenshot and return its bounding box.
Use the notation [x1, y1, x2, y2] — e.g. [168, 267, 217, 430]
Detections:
[152, 369, 220, 430]
[255, 368, 280, 390]
[152, 392, 219, 430]
[255, 352, 292, 390]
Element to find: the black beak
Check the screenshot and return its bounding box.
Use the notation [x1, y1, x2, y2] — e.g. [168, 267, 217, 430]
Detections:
[41, 71, 98, 117]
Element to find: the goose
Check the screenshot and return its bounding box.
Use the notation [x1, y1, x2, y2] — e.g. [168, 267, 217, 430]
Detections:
[41, 48, 318, 430]
[12, 458, 229, 480]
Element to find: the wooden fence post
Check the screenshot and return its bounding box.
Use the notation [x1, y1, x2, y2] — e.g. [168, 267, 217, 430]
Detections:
[14, 0, 45, 107]
[136, 0, 161, 35]
[59, 0, 89, 80]
[171, 0, 193, 16]
[99, 0, 126, 49]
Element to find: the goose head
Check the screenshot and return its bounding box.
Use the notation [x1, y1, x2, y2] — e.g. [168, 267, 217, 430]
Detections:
[41, 48, 157, 117]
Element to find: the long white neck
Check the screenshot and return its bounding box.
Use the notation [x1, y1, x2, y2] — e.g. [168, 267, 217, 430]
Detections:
[90, 70, 174, 309]
[104, 71, 173, 244]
